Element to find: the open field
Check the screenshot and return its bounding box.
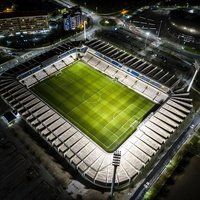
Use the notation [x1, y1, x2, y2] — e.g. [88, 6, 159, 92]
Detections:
[32, 61, 155, 152]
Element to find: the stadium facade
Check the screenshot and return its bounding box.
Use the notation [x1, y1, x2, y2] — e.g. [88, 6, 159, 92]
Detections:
[0, 40, 193, 188]
[167, 9, 200, 46]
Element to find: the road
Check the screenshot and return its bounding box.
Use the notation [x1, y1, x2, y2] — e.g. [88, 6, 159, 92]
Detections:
[0, 0, 104, 74]
[130, 112, 200, 200]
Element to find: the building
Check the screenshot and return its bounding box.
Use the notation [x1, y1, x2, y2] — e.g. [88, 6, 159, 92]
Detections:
[1, 110, 19, 126]
[0, 11, 49, 34]
[63, 6, 82, 31]
[167, 9, 200, 46]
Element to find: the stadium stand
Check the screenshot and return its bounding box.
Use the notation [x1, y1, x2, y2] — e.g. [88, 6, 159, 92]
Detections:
[85, 39, 180, 91]
[154, 112, 179, 128]
[163, 104, 186, 118]
[139, 126, 166, 144]
[104, 66, 118, 77]
[84, 48, 168, 104]
[19, 54, 76, 87]
[171, 98, 193, 109]
[150, 116, 175, 133]
[44, 64, 57, 75]
[34, 72, 46, 82]
[54, 61, 65, 70]
[22, 76, 38, 87]
[0, 41, 193, 189]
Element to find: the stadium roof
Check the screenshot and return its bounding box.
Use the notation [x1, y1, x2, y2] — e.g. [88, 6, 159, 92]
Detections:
[168, 10, 200, 37]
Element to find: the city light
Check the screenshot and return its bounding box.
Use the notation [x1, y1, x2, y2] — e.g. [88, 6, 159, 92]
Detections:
[121, 9, 129, 16]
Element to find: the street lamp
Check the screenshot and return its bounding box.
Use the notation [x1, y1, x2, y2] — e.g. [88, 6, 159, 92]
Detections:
[145, 32, 150, 52]
[84, 20, 87, 41]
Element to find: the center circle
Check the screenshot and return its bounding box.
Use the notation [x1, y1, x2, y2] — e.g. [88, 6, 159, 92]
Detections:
[83, 90, 101, 103]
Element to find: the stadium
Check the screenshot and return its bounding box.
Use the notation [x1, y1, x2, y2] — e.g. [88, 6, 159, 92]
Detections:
[167, 9, 200, 46]
[0, 39, 193, 188]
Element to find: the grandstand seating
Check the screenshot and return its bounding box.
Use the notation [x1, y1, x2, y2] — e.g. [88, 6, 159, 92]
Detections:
[19, 54, 76, 87]
[82, 53, 93, 63]
[85, 39, 182, 92]
[140, 126, 166, 144]
[84, 50, 168, 104]
[88, 56, 100, 66]
[159, 107, 183, 123]
[44, 65, 57, 75]
[96, 62, 108, 71]
[150, 116, 175, 133]
[154, 112, 179, 128]
[171, 98, 193, 109]
[133, 80, 146, 93]
[54, 61, 65, 70]
[22, 76, 38, 87]
[163, 104, 186, 118]
[134, 130, 161, 150]
[143, 86, 158, 99]
[104, 66, 118, 77]
[145, 121, 170, 139]
[114, 70, 127, 82]
[167, 99, 190, 114]
[122, 75, 135, 87]
[34, 70, 47, 81]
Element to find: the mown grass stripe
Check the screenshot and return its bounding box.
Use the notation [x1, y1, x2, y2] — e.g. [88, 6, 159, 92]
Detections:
[32, 61, 155, 152]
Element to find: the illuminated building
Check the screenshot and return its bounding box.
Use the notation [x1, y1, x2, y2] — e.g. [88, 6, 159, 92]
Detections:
[0, 11, 49, 34]
[63, 6, 82, 31]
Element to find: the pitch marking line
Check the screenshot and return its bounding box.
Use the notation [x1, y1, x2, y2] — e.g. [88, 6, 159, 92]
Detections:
[64, 112, 109, 149]
[107, 127, 129, 148]
[82, 91, 101, 104]
[104, 104, 147, 148]
[104, 103, 146, 130]
[104, 103, 134, 130]
[68, 81, 111, 115]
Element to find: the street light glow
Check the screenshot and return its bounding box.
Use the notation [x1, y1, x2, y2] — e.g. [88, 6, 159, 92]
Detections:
[146, 31, 150, 36]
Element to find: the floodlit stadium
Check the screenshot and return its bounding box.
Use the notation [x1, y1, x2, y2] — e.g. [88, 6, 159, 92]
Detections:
[0, 40, 193, 188]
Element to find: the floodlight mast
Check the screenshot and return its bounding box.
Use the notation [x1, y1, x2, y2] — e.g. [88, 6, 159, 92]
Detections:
[187, 60, 200, 92]
[110, 151, 121, 197]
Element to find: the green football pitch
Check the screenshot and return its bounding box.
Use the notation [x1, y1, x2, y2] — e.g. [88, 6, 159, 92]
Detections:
[32, 61, 155, 152]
